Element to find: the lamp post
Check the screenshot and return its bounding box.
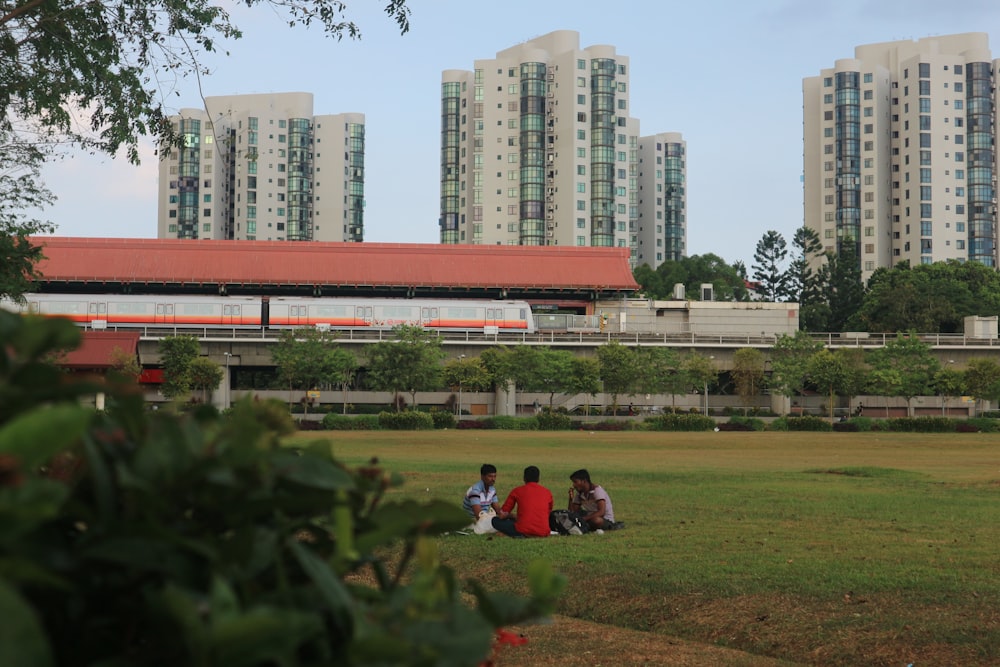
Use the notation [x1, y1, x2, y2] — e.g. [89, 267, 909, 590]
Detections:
[223, 352, 232, 409]
[942, 359, 955, 417]
[703, 355, 715, 417]
[456, 354, 466, 417]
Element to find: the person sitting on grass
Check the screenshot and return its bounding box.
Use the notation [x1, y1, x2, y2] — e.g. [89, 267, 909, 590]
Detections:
[463, 463, 502, 519]
[568, 469, 621, 531]
[491, 465, 553, 538]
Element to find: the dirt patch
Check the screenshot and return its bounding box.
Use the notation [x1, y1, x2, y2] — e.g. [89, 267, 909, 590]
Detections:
[496, 615, 798, 666]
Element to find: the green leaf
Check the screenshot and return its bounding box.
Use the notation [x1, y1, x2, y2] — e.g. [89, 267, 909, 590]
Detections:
[271, 450, 355, 491]
[0, 580, 54, 667]
[0, 404, 90, 468]
[210, 606, 323, 667]
[288, 539, 355, 634]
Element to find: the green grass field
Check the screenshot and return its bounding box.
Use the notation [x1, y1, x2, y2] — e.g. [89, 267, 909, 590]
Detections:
[290, 430, 1000, 666]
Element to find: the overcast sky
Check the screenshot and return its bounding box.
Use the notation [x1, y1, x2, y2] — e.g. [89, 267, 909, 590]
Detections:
[36, 0, 1000, 268]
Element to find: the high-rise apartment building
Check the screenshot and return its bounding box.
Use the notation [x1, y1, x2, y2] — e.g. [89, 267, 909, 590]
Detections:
[439, 30, 685, 268]
[158, 92, 365, 242]
[804, 33, 998, 281]
[637, 133, 687, 265]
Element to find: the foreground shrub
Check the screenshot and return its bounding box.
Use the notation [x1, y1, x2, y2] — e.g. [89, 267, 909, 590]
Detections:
[882, 417, 956, 433]
[430, 409, 457, 430]
[378, 410, 435, 430]
[962, 418, 1000, 433]
[0, 311, 564, 667]
[573, 420, 629, 431]
[782, 415, 833, 431]
[482, 416, 539, 430]
[537, 411, 572, 430]
[644, 413, 716, 432]
[727, 416, 766, 431]
[322, 413, 381, 430]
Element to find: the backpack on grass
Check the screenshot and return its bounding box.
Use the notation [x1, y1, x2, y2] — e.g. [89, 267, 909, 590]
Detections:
[549, 510, 589, 535]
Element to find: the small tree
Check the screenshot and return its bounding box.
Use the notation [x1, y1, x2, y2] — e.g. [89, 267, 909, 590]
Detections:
[366, 325, 444, 411]
[769, 331, 824, 403]
[731, 347, 765, 415]
[806, 349, 851, 421]
[867, 333, 940, 416]
[597, 341, 639, 414]
[272, 328, 357, 414]
[158, 335, 201, 400]
[963, 358, 1000, 416]
[636, 347, 685, 412]
[442, 356, 491, 415]
[933, 365, 966, 417]
[108, 346, 141, 383]
[566, 356, 602, 413]
[751, 230, 790, 301]
[188, 356, 224, 404]
[683, 352, 717, 415]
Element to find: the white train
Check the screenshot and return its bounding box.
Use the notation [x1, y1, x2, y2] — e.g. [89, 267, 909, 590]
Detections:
[1, 294, 536, 334]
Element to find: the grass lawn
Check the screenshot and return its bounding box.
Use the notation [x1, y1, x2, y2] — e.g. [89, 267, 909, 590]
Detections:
[290, 430, 1000, 666]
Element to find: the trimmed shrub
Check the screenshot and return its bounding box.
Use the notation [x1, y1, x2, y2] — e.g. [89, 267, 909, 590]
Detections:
[378, 410, 435, 430]
[832, 421, 859, 432]
[963, 418, 1000, 433]
[321, 413, 380, 430]
[727, 416, 766, 431]
[784, 415, 833, 431]
[456, 419, 489, 429]
[537, 411, 572, 431]
[482, 415, 539, 430]
[572, 420, 629, 432]
[882, 417, 956, 433]
[430, 410, 457, 430]
[644, 413, 716, 432]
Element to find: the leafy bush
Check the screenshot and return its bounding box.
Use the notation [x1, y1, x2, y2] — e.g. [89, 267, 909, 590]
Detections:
[962, 418, 1000, 433]
[456, 419, 489, 429]
[430, 409, 457, 430]
[727, 416, 766, 431]
[537, 411, 572, 431]
[377, 410, 435, 430]
[482, 416, 539, 430]
[0, 311, 564, 666]
[322, 413, 381, 430]
[644, 413, 716, 432]
[882, 417, 956, 433]
[782, 415, 833, 431]
[979, 410, 1000, 419]
[573, 420, 629, 431]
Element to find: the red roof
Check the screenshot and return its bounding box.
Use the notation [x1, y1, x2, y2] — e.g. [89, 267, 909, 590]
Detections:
[62, 331, 140, 369]
[32, 237, 638, 294]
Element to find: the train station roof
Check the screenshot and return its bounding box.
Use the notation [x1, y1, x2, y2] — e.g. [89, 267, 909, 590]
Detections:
[31, 237, 639, 301]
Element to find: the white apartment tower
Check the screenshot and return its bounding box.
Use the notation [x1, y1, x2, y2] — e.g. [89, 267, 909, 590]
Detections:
[439, 30, 685, 266]
[637, 132, 687, 265]
[158, 92, 365, 242]
[804, 34, 998, 281]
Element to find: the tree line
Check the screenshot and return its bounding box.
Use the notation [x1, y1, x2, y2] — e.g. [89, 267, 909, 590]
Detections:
[634, 227, 1000, 334]
[159, 326, 1000, 417]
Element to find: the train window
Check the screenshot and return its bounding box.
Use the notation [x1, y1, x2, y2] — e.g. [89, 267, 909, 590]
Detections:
[156, 304, 163, 315]
[520, 309, 526, 320]
[28, 302, 39, 313]
[113, 302, 150, 314]
[431, 308, 438, 318]
[234, 305, 240, 316]
[444, 307, 477, 319]
[316, 305, 348, 316]
[381, 305, 416, 318]
[50, 301, 82, 314]
[355, 306, 365, 318]
[223, 305, 232, 316]
[166, 305, 174, 315]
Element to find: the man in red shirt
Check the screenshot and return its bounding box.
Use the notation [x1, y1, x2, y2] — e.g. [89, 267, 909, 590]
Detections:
[492, 466, 553, 538]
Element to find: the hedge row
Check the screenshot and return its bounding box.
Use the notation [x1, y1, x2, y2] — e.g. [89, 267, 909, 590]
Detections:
[311, 412, 999, 433]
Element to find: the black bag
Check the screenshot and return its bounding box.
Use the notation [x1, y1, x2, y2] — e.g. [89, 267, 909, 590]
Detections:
[549, 510, 589, 535]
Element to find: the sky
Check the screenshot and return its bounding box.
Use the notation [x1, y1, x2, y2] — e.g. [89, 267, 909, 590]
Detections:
[36, 0, 1000, 269]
